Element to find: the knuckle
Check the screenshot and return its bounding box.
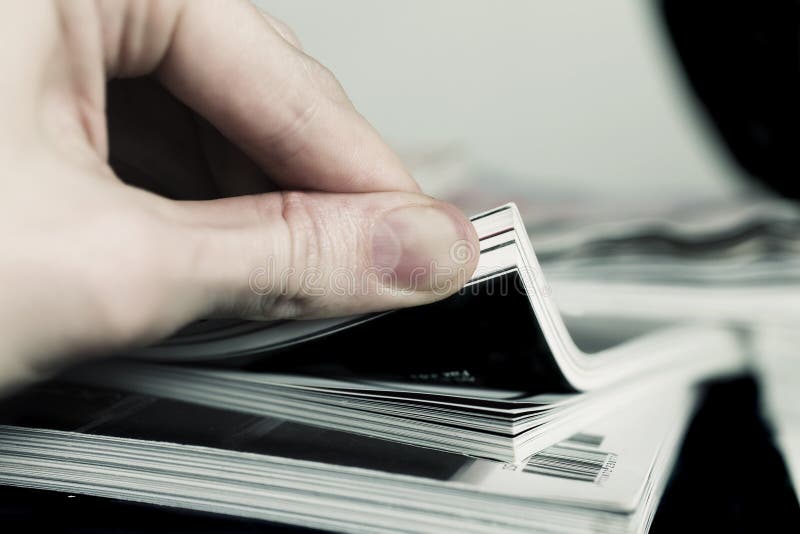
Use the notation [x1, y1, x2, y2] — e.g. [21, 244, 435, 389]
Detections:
[286, 96, 322, 145]
[98, 0, 183, 76]
[272, 19, 302, 49]
[246, 193, 365, 320]
[273, 191, 323, 306]
[264, 90, 322, 169]
[254, 5, 303, 49]
[278, 191, 320, 272]
[281, 26, 302, 49]
[302, 57, 350, 106]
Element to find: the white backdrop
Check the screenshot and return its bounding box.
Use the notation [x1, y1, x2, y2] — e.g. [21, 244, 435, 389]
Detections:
[256, 0, 746, 201]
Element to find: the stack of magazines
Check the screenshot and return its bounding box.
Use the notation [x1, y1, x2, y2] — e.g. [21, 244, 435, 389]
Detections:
[0, 204, 744, 533]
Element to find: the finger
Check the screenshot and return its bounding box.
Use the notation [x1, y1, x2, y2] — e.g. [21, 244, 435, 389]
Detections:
[99, 0, 420, 194]
[167, 192, 479, 320]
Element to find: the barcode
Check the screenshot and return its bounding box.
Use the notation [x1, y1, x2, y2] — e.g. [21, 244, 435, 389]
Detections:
[564, 432, 604, 448]
[523, 445, 616, 483]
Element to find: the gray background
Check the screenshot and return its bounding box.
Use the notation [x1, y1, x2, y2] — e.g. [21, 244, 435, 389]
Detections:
[257, 0, 746, 201]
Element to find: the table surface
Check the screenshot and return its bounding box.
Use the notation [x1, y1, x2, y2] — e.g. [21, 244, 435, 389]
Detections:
[1, 376, 797, 533]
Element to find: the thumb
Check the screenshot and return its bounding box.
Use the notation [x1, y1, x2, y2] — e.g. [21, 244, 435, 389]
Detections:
[170, 191, 479, 321]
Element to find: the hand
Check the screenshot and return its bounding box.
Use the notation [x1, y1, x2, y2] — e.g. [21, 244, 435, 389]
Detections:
[0, 1, 479, 390]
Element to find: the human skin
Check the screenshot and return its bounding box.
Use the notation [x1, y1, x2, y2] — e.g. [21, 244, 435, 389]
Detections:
[0, 1, 479, 391]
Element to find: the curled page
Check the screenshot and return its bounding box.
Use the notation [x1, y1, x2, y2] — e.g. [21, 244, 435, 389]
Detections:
[131, 204, 743, 392]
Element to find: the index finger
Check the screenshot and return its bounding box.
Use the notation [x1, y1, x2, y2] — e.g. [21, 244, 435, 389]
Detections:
[102, 0, 420, 194]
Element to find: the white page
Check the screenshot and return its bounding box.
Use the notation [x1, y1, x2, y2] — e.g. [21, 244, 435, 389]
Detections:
[453, 388, 695, 511]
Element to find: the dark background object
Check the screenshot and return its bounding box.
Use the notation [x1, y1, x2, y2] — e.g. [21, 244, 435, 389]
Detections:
[652, 376, 800, 532]
[660, 1, 800, 199]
